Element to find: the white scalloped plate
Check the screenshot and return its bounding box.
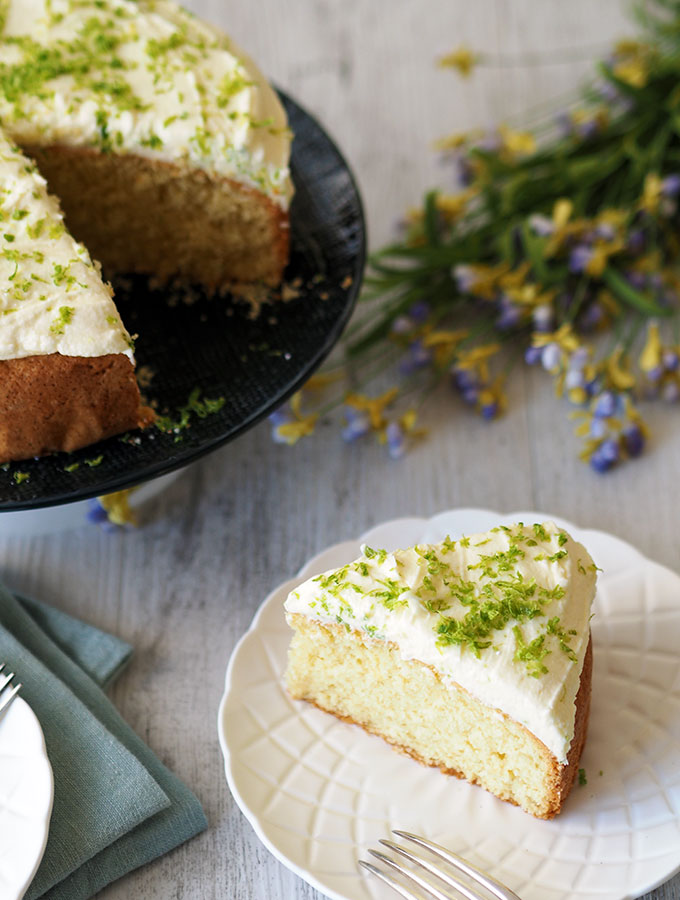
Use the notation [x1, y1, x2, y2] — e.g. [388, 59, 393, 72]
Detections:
[0, 697, 54, 900]
[218, 509, 680, 900]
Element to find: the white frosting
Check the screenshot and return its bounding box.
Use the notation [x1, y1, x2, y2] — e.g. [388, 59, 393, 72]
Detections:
[0, 0, 292, 207]
[0, 134, 133, 360]
[285, 522, 597, 763]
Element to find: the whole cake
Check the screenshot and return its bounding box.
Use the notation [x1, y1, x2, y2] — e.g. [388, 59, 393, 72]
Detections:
[285, 522, 598, 819]
[0, 0, 293, 462]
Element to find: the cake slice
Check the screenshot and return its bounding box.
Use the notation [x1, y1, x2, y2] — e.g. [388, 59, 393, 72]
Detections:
[0, 0, 292, 288]
[285, 522, 597, 819]
[0, 132, 151, 462]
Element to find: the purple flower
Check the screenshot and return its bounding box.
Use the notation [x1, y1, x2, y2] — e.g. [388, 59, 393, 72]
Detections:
[528, 213, 555, 237]
[385, 422, 406, 459]
[541, 343, 562, 372]
[496, 295, 521, 330]
[593, 390, 618, 418]
[399, 339, 432, 375]
[622, 423, 644, 457]
[596, 79, 620, 103]
[391, 315, 414, 335]
[594, 222, 616, 241]
[453, 264, 477, 293]
[626, 229, 645, 255]
[662, 174, 680, 197]
[524, 345, 542, 366]
[590, 438, 619, 473]
[646, 365, 664, 384]
[451, 366, 478, 391]
[409, 300, 430, 323]
[577, 117, 599, 141]
[342, 409, 371, 443]
[579, 301, 605, 332]
[532, 304, 553, 333]
[480, 399, 498, 420]
[477, 130, 502, 153]
[455, 155, 476, 188]
[589, 417, 608, 440]
[565, 369, 585, 390]
[663, 350, 679, 372]
[569, 347, 589, 370]
[87, 499, 110, 525]
[569, 244, 594, 274]
[268, 407, 291, 427]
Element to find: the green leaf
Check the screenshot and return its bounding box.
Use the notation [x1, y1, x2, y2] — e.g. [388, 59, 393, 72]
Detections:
[424, 190, 440, 247]
[602, 266, 672, 316]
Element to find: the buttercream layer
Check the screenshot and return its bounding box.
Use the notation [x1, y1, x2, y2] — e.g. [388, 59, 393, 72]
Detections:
[0, 131, 133, 361]
[0, 0, 292, 207]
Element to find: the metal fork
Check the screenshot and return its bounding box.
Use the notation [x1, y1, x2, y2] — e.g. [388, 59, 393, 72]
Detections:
[360, 831, 522, 900]
[0, 663, 22, 719]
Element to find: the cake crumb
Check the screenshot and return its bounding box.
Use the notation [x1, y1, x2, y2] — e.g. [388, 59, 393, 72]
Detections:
[136, 365, 155, 388]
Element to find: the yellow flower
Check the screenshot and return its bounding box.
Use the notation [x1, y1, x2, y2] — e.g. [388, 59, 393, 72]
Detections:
[345, 388, 398, 430]
[532, 323, 580, 353]
[639, 322, 662, 373]
[567, 386, 588, 406]
[499, 125, 536, 157]
[304, 371, 342, 391]
[438, 45, 478, 77]
[505, 282, 557, 309]
[612, 40, 652, 88]
[640, 173, 662, 214]
[477, 377, 507, 418]
[422, 328, 469, 368]
[553, 198, 574, 229]
[379, 408, 428, 444]
[613, 57, 649, 88]
[433, 131, 481, 152]
[543, 199, 588, 257]
[585, 240, 624, 278]
[435, 189, 475, 222]
[614, 39, 644, 56]
[455, 262, 510, 300]
[570, 106, 610, 134]
[272, 391, 319, 445]
[455, 343, 500, 383]
[274, 416, 318, 445]
[606, 347, 636, 391]
[99, 489, 138, 527]
[498, 262, 531, 292]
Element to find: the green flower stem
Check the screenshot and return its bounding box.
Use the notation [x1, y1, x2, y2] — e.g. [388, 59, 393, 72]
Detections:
[602, 267, 673, 316]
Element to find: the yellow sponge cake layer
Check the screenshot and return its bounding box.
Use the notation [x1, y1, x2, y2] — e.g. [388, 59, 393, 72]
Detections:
[285, 522, 598, 818]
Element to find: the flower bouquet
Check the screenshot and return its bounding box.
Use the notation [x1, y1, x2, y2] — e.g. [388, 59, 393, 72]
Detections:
[273, 0, 680, 471]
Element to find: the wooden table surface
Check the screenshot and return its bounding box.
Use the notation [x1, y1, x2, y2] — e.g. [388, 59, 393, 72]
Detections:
[3, 1, 679, 898]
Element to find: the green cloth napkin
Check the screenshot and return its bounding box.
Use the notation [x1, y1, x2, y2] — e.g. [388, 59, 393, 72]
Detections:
[0, 586, 207, 900]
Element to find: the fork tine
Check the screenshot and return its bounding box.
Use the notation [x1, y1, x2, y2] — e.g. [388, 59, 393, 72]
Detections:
[368, 849, 463, 900]
[380, 839, 484, 900]
[358, 861, 421, 900]
[0, 667, 14, 693]
[393, 832, 521, 900]
[0, 668, 21, 717]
